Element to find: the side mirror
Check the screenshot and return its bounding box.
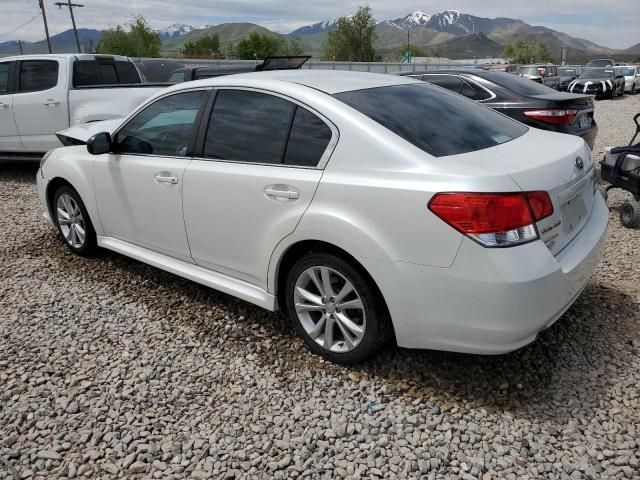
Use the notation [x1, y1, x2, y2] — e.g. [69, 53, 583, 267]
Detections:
[87, 132, 112, 155]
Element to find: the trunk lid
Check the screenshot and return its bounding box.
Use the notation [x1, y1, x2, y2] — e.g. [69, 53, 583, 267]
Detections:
[530, 93, 595, 129]
[446, 128, 597, 255]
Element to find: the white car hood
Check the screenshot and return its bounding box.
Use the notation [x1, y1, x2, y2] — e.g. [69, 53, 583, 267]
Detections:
[56, 119, 122, 144]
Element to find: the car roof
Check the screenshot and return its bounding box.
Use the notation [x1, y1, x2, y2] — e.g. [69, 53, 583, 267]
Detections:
[165, 70, 416, 95]
[1, 53, 131, 62]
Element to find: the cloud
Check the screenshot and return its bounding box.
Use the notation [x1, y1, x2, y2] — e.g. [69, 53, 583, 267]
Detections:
[0, 0, 637, 49]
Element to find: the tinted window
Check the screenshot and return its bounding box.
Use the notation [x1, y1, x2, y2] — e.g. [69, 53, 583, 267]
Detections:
[480, 71, 557, 96]
[168, 71, 186, 83]
[580, 68, 614, 79]
[115, 91, 205, 156]
[19, 60, 58, 93]
[284, 108, 332, 167]
[619, 67, 636, 76]
[204, 90, 295, 164]
[422, 75, 464, 93]
[334, 83, 527, 158]
[0, 63, 10, 94]
[460, 78, 491, 100]
[587, 59, 614, 67]
[74, 60, 141, 87]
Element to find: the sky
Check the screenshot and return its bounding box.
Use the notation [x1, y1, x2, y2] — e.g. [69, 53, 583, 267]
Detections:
[0, 0, 638, 49]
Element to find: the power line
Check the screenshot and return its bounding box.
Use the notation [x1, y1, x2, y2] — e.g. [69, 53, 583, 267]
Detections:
[0, 13, 41, 40]
[55, 0, 84, 53]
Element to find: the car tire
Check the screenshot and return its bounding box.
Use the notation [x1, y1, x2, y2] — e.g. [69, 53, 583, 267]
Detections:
[620, 202, 640, 229]
[53, 185, 97, 256]
[285, 252, 392, 364]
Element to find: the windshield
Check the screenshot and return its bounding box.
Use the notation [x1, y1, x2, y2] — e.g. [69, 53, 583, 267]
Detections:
[558, 68, 578, 77]
[333, 83, 527, 158]
[587, 59, 614, 67]
[619, 67, 636, 76]
[517, 66, 544, 76]
[479, 71, 557, 96]
[580, 68, 614, 79]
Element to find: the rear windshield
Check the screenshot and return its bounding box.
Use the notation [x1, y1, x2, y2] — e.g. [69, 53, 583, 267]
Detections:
[517, 66, 543, 76]
[587, 59, 614, 67]
[74, 60, 142, 87]
[558, 68, 578, 76]
[619, 67, 636, 76]
[478, 71, 557, 96]
[580, 68, 614, 79]
[334, 83, 527, 158]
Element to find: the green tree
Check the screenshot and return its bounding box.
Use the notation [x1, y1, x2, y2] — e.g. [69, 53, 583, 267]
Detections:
[321, 6, 377, 61]
[184, 34, 220, 57]
[236, 32, 284, 59]
[99, 16, 161, 58]
[503, 41, 554, 63]
[280, 36, 305, 56]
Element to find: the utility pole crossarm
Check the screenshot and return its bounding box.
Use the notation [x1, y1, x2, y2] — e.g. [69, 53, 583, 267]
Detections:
[55, 0, 84, 53]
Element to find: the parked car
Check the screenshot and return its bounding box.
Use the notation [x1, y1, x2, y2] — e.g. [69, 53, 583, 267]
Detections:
[168, 56, 311, 83]
[37, 71, 608, 364]
[586, 58, 616, 68]
[557, 66, 583, 91]
[517, 64, 560, 90]
[617, 66, 639, 94]
[568, 67, 626, 98]
[397, 70, 598, 149]
[0, 54, 167, 160]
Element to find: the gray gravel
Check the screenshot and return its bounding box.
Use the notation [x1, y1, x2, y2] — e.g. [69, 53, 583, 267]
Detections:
[1, 94, 640, 480]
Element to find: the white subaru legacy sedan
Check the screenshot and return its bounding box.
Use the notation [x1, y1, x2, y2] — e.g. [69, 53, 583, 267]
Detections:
[37, 70, 608, 364]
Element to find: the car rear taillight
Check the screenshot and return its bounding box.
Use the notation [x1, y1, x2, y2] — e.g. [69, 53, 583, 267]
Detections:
[523, 109, 578, 125]
[428, 192, 554, 247]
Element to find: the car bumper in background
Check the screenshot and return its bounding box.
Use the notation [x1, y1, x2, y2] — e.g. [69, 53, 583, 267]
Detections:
[363, 192, 609, 354]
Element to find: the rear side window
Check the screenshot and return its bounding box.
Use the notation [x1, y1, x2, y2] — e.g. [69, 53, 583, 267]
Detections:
[168, 71, 186, 83]
[483, 71, 556, 96]
[334, 83, 527, 158]
[74, 60, 141, 87]
[204, 90, 333, 167]
[422, 75, 464, 92]
[0, 63, 10, 94]
[284, 108, 332, 167]
[19, 60, 58, 93]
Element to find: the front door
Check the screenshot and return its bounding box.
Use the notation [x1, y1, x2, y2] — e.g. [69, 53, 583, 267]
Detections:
[93, 89, 208, 262]
[0, 61, 22, 151]
[183, 89, 336, 289]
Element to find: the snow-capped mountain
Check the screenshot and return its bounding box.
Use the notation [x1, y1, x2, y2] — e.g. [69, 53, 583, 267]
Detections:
[157, 24, 195, 41]
[290, 19, 338, 36]
[391, 11, 432, 28]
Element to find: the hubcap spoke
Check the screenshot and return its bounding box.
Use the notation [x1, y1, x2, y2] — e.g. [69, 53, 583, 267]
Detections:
[336, 298, 363, 310]
[57, 208, 71, 222]
[307, 314, 327, 340]
[335, 280, 355, 304]
[57, 194, 85, 248]
[323, 315, 335, 349]
[335, 320, 356, 350]
[320, 267, 335, 298]
[295, 302, 325, 313]
[295, 286, 323, 306]
[336, 312, 364, 338]
[307, 268, 324, 297]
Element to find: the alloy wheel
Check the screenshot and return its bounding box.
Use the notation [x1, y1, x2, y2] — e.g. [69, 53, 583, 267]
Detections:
[293, 266, 366, 353]
[56, 193, 86, 248]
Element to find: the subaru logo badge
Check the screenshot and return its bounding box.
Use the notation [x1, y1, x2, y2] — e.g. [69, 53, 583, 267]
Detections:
[575, 157, 585, 170]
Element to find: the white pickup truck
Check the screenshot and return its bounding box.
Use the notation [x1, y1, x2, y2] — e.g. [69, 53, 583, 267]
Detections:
[0, 54, 168, 160]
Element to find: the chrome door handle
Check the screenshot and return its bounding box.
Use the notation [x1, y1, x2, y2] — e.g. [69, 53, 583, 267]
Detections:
[44, 99, 60, 106]
[154, 173, 179, 185]
[264, 186, 299, 200]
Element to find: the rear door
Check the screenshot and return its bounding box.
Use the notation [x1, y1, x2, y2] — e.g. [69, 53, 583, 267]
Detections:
[0, 60, 22, 151]
[12, 58, 69, 151]
[183, 88, 336, 289]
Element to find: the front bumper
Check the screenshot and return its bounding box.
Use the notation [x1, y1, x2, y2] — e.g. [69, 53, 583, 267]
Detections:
[363, 192, 609, 354]
[36, 169, 53, 224]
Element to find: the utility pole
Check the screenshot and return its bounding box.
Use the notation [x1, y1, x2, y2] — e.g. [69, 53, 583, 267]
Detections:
[39, 0, 53, 53]
[55, 0, 84, 53]
[18, 40, 23, 55]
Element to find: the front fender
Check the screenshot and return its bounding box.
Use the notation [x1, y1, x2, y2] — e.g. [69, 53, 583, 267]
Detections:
[42, 147, 101, 235]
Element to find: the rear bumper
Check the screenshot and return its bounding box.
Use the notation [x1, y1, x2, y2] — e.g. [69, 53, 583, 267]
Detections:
[577, 124, 598, 150]
[364, 192, 609, 354]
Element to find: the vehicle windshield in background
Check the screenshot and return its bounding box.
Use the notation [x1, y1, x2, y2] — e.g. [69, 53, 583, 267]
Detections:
[481, 71, 557, 96]
[579, 68, 614, 79]
[587, 59, 614, 67]
[558, 68, 578, 76]
[334, 83, 528, 158]
[619, 67, 636, 76]
[517, 66, 544, 76]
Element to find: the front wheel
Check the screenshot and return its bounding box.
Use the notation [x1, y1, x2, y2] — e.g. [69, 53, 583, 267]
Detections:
[53, 185, 97, 255]
[285, 253, 391, 364]
[620, 202, 640, 229]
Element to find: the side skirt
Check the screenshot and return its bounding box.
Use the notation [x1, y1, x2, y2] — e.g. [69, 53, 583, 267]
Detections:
[97, 236, 277, 311]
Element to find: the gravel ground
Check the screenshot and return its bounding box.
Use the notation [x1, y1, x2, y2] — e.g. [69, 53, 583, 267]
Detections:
[1, 94, 639, 480]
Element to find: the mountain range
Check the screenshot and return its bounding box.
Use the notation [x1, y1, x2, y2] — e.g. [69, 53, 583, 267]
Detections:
[1, 9, 637, 61]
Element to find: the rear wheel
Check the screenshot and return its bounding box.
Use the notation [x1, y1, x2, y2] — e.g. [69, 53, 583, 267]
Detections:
[620, 202, 640, 229]
[53, 185, 97, 255]
[285, 253, 391, 364]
